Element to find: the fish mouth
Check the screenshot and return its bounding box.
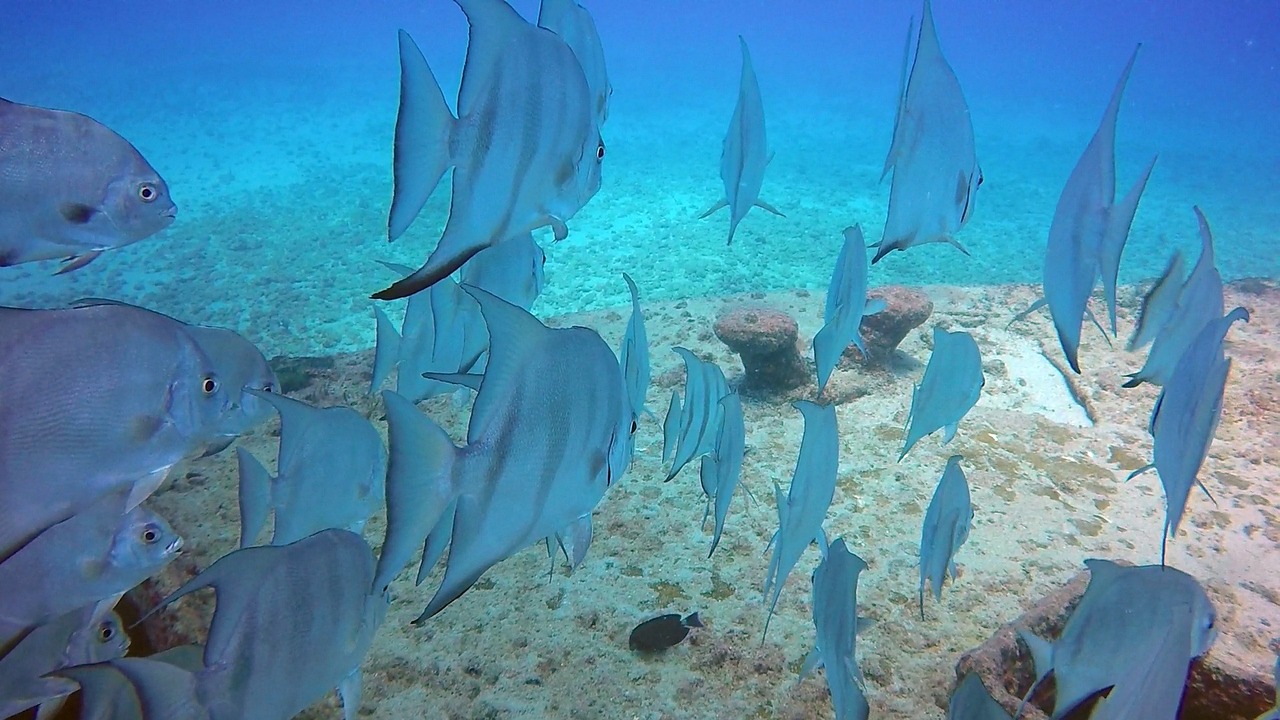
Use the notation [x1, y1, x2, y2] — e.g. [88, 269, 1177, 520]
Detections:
[160, 206, 177, 221]
[168, 536, 185, 554]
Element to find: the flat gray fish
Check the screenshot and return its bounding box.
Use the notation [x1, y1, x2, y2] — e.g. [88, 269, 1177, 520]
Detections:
[619, 272, 652, 423]
[764, 400, 839, 640]
[1128, 306, 1248, 564]
[537, 0, 611, 126]
[814, 225, 887, 393]
[919, 454, 972, 618]
[237, 391, 386, 547]
[948, 672, 1011, 720]
[1124, 207, 1225, 388]
[371, 266, 488, 402]
[1015, 559, 1217, 719]
[142, 529, 388, 720]
[1084, 612, 1194, 720]
[899, 328, 984, 460]
[0, 302, 229, 559]
[1042, 45, 1154, 372]
[664, 347, 731, 481]
[873, 0, 981, 264]
[0, 490, 180, 647]
[700, 36, 782, 245]
[700, 392, 745, 558]
[1126, 249, 1186, 352]
[374, 285, 633, 621]
[0, 603, 128, 719]
[458, 232, 546, 311]
[376, 0, 603, 300]
[0, 97, 175, 272]
[800, 537, 869, 720]
[662, 389, 682, 466]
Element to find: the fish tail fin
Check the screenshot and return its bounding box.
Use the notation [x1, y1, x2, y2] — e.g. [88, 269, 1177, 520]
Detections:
[683, 612, 704, 629]
[235, 447, 272, 548]
[388, 29, 457, 241]
[370, 306, 402, 393]
[698, 198, 728, 219]
[373, 390, 461, 594]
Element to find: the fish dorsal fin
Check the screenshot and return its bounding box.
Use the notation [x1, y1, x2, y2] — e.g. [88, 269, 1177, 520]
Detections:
[882, 15, 915, 180]
[235, 447, 273, 548]
[459, 284, 548, 445]
[245, 389, 322, 471]
[455, 0, 529, 119]
[370, 305, 402, 393]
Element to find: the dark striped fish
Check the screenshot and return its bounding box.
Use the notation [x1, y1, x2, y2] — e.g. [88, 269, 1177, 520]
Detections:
[700, 392, 745, 558]
[664, 347, 730, 481]
[375, 0, 603, 300]
[619, 272, 652, 423]
[899, 328, 984, 461]
[873, 0, 981, 263]
[700, 36, 782, 245]
[375, 285, 633, 621]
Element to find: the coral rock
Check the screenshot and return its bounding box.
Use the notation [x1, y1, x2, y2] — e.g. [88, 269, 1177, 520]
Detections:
[713, 306, 808, 394]
[840, 285, 933, 366]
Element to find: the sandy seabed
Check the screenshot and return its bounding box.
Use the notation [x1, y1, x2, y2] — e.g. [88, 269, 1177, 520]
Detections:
[136, 279, 1279, 720]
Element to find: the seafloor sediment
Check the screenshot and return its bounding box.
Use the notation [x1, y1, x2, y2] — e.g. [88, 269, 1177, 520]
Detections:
[133, 280, 1279, 720]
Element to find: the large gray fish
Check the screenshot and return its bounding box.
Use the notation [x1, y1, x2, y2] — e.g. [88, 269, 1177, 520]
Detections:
[1083, 613, 1194, 720]
[537, 0, 611, 126]
[1126, 249, 1186, 352]
[947, 672, 1011, 720]
[1042, 45, 1156, 372]
[1128, 306, 1248, 564]
[376, 0, 603, 300]
[1015, 559, 1217, 719]
[814, 225, 886, 393]
[374, 285, 633, 620]
[919, 454, 972, 618]
[664, 348, 731, 481]
[873, 0, 981, 264]
[139, 529, 388, 720]
[699, 392, 745, 558]
[0, 490, 180, 647]
[237, 391, 386, 547]
[899, 328, 984, 460]
[700, 36, 782, 245]
[619, 272, 652, 423]
[1124, 207, 1224, 388]
[800, 537, 870, 720]
[764, 400, 839, 640]
[0, 602, 129, 719]
[371, 265, 488, 402]
[0, 98, 175, 272]
[457, 232, 546, 311]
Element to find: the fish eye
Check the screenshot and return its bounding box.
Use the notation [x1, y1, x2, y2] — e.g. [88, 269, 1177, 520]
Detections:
[202, 376, 218, 395]
[630, 419, 638, 434]
[262, 383, 274, 393]
[99, 622, 115, 641]
[141, 523, 161, 544]
[596, 142, 605, 161]
[976, 171, 984, 187]
[138, 183, 158, 203]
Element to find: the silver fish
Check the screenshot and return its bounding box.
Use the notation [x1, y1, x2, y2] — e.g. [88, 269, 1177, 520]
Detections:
[919, 454, 972, 619]
[1016, 559, 1216, 719]
[458, 232, 546, 311]
[237, 391, 386, 547]
[700, 392, 745, 558]
[665, 347, 731, 481]
[873, 0, 981, 263]
[374, 285, 633, 621]
[0, 603, 129, 719]
[947, 672, 1011, 720]
[764, 400, 838, 640]
[1084, 614, 1194, 720]
[619, 272, 652, 423]
[1128, 306, 1248, 564]
[899, 328, 984, 460]
[1126, 249, 1186, 352]
[700, 36, 782, 245]
[0, 97, 175, 272]
[537, 0, 611, 126]
[801, 537, 870, 720]
[0, 303, 228, 558]
[376, 0, 603, 300]
[814, 225, 887, 393]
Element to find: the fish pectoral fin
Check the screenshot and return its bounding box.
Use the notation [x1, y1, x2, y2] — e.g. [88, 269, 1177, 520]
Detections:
[698, 198, 728, 219]
[799, 648, 823, 679]
[754, 199, 784, 217]
[1197, 479, 1217, 505]
[1124, 463, 1154, 482]
[546, 216, 569, 242]
[55, 250, 104, 274]
[1007, 297, 1047, 329]
[863, 298, 888, 316]
[940, 235, 971, 257]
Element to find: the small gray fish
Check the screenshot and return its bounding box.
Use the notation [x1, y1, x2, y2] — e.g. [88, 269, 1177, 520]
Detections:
[237, 391, 386, 547]
[1042, 45, 1155, 372]
[873, 0, 981, 263]
[628, 612, 703, 653]
[947, 672, 1011, 720]
[1128, 306, 1248, 564]
[0, 491, 181, 647]
[801, 537, 870, 720]
[374, 285, 633, 621]
[700, 36, 782, 245]
[458, 232, 546, 311]
[764, 400, 839, 640]
[814, 225, 887, 393]
[665, 348, 731, 481]
[919, 455, 972, 618]
[899, 328, 984, 460]
[537, 0, 612, 126]
[0, 603, 129, 719]
[0, 98, 175, 272]
[1015, 559, 1217, 719]
[376, 0, 603, 299]
[619, 272, 652, 423]
[1124, 207, 1225, 388]
[0, 302, 229, 559]
[700, 392, 745, 558]
[1126, 249, 1186, 352]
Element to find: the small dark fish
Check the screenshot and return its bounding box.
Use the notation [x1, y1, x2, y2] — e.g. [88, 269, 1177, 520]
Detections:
[629, 612, 703, 653]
